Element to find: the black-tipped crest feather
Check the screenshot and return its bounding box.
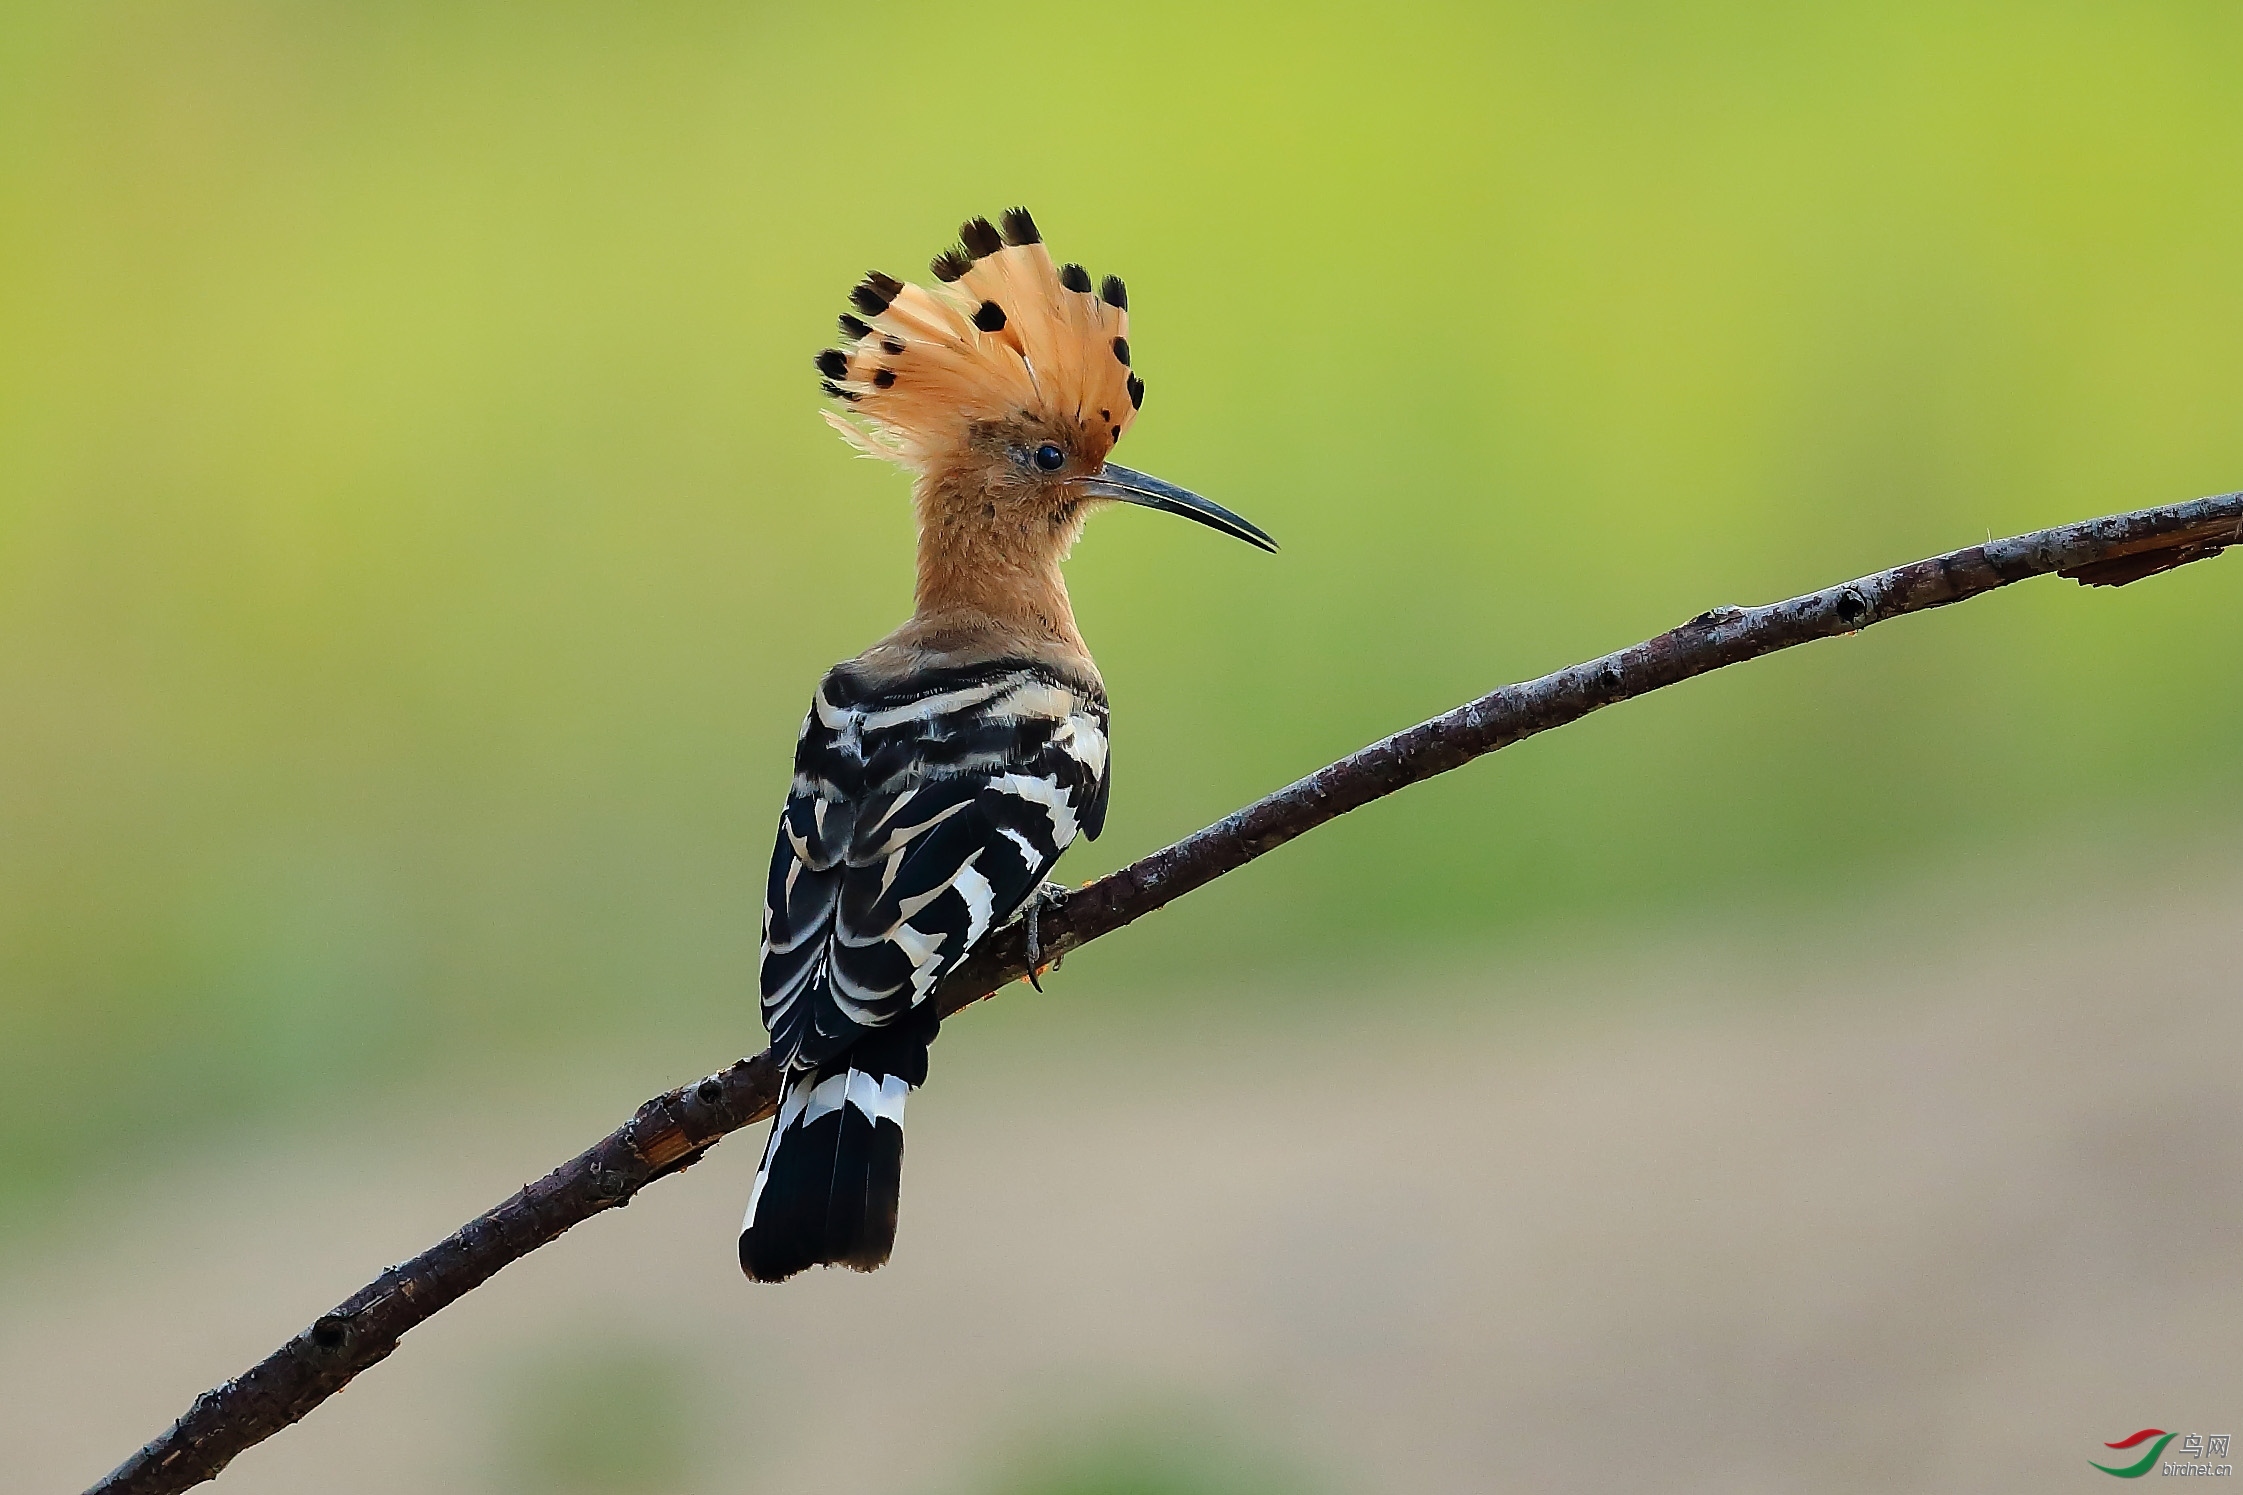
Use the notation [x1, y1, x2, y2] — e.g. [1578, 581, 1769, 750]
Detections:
[960, 217, 1003, 258]
[850, 274, 898, 316]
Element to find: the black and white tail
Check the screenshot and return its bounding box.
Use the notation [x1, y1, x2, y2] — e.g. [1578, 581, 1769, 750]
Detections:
[739, 1012, 937, 1282]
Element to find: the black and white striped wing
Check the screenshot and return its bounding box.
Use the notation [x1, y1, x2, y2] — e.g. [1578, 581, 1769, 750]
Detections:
[759, 662, 1110, 1070]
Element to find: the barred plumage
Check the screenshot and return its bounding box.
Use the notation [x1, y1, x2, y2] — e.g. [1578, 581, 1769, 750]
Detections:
[760, 656, 1110, 1070]
[742, 655, 1108, 1281]
[739, 208, 1271, 1283]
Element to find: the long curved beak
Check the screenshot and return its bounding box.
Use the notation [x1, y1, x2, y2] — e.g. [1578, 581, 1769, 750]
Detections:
[1079, 462, 1278, 553]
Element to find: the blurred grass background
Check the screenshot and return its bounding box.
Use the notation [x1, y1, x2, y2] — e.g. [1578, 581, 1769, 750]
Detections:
[3, 0, 2241, 1267]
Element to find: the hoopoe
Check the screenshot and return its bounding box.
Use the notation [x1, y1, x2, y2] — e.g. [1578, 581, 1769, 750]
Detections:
[739, 208, 1275, 1282]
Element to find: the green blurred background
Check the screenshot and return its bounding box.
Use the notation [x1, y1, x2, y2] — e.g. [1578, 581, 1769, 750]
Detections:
[8, 0, 2240, 1192]
[4, 3, 2243, 1487]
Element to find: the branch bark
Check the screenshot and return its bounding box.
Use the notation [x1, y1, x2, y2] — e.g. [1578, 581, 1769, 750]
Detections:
[92, 492, 2242, 1494]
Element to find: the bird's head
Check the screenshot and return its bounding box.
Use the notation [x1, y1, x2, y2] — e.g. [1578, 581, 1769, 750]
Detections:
[815, 208, 1276, 558]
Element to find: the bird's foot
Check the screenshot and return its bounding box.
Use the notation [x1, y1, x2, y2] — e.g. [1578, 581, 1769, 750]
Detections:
[1022, 881, 1070, 991]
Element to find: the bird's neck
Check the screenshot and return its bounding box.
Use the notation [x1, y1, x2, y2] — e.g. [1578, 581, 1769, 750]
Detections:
[900, 489, 1090, 667]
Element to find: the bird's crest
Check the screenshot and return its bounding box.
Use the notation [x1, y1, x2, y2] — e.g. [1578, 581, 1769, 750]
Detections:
[815, 208, 1143, 473]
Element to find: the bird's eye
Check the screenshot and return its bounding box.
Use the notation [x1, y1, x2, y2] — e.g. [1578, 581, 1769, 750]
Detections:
[1033, 443, 1066, 472]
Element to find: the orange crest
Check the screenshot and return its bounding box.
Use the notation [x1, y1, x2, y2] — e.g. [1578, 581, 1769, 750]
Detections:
[815, 209, 1143, 473]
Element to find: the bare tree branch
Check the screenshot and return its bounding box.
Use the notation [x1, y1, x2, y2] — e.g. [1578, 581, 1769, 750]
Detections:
[91, 492, 2241, 1494]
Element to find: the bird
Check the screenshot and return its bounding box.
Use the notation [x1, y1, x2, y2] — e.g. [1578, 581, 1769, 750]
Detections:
[738, 208, 1276, 1282]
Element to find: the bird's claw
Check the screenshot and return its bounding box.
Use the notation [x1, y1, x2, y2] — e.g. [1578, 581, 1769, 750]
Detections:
[1023, 881, 1069, 991]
